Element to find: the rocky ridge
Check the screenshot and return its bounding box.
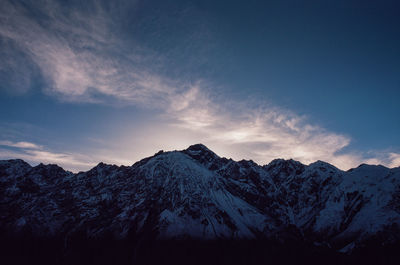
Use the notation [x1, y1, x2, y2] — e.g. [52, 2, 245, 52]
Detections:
[1, 144, 399, 255]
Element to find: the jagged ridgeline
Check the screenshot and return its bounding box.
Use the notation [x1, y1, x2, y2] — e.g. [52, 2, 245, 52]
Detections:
[1, 144, 400, 265]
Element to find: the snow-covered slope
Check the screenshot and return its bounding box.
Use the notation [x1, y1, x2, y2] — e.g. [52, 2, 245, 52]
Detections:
[0, 144, 399, 252]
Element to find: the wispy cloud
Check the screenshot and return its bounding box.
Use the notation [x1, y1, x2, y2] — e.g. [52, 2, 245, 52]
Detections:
[388, 153, 400, 168]
[0, 140, 42, 149]
[0, 0, 398, 170]
[163, 91, 360, 168]
[0, 140, 96, 172]
[0, 0, 201, 109]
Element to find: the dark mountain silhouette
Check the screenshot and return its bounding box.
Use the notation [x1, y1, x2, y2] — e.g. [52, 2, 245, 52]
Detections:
[1, 144, 399, 264]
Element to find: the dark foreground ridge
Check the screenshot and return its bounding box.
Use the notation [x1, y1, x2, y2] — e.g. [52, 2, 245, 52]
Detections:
[1, 144, 400, 264]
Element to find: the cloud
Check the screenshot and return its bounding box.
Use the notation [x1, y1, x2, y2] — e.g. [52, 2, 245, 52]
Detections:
[0, 38, 40, 94]
[363, 152, 400, 169]
[165, 94, 359, 168]
[0, 140, 95, 172]
[0, 0, 398, 171]
[389, 153, 400, 168]
[0, 140, 43, 149]
[0, 0, 189, 107]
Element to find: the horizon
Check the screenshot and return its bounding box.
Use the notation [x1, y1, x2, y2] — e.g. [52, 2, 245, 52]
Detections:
[1, 0, 399, 172]
[1, 142, 396, 173]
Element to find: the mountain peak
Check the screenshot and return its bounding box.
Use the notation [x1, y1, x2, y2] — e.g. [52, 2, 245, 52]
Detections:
[186, 143, 212, 152]
[0, 146, 400, 261]
[0, 159, 32, 175]
[264, 158, 305, 178]
[0, 158, 30, 166]
[183, 144, 224, 170]
[308, 160, 338, 170]
[184, 143, 218, 159]
[266, 158, 304, 168]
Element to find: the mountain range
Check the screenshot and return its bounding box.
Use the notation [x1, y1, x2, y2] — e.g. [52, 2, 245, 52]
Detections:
[1, 144, 399, 264]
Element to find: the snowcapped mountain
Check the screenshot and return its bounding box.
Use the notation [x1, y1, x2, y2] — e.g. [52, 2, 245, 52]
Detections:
[1, 144, 400, 262]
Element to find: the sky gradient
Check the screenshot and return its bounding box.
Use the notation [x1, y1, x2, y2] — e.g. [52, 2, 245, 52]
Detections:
[0, 0, 399, 172]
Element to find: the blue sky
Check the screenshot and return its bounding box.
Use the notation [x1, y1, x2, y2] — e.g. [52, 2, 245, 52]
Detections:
[0, 0, 399, 172]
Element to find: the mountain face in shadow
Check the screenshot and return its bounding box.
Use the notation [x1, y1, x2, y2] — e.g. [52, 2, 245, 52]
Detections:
[1, 144, 400, 264]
